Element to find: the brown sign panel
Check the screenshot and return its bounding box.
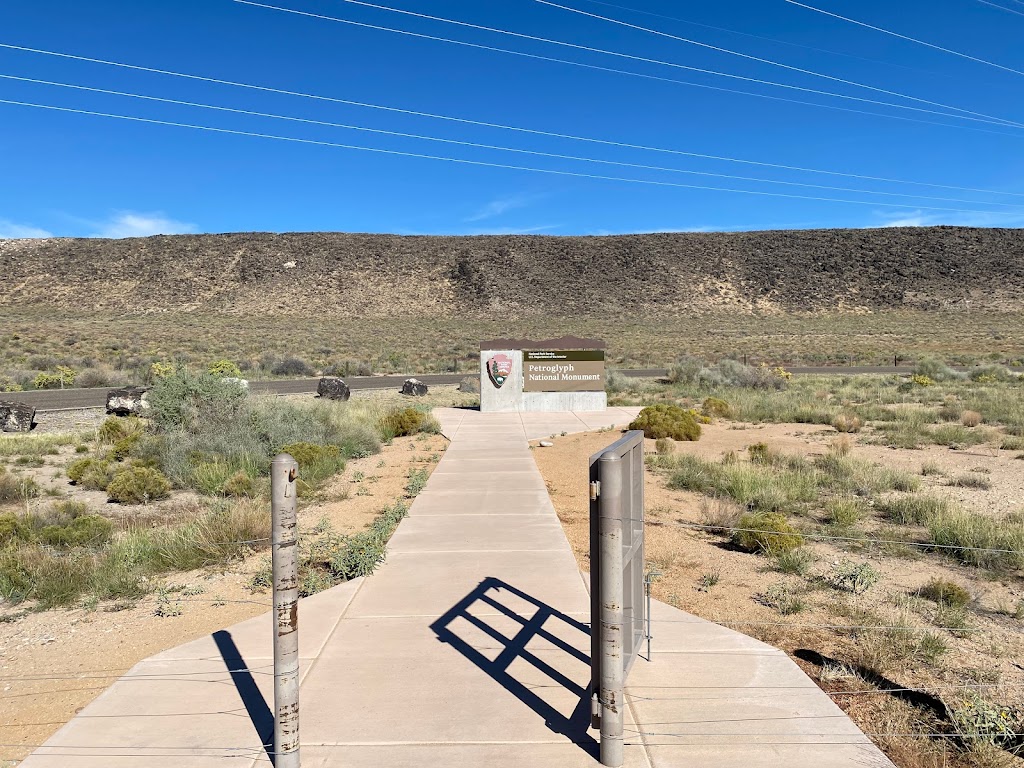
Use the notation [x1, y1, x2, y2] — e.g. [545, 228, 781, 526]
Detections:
[523, 350, 606, 392]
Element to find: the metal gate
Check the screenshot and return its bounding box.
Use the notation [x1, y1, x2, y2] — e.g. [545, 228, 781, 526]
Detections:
[589, 430, 645, 767]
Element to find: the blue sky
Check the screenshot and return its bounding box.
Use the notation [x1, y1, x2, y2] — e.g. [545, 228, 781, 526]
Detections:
[1, 0, 1023, 237]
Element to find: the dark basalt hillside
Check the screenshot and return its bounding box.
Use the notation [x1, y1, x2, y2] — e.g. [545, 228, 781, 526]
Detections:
[1, 226, 1022, 316]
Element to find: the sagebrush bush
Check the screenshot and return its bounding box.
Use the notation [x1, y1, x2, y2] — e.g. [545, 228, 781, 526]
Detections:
[629, 405, 701, 441]
[733, 512, 802, 555]
[702, 397, 732, 418]
[107, 466, 172, 504]
[918, 577, 971, 608]
[380, 407, 438, 439]
[914, 357, 965, 383]
[271, 357, 314, 377]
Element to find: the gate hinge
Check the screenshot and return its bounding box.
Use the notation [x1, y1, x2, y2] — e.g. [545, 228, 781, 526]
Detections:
[590, 480, 601, 500]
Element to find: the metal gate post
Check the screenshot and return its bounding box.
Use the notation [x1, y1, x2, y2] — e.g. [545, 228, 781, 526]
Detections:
[271, 454, 301, 768]
[598, 451, 625, 768]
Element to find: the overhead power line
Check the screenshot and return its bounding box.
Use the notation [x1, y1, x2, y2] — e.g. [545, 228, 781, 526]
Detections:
[235, 0, 1024, 130]
[534, 0, 1010, 126]
[2, 42, 1022, 198]
[785, 0, 1024, 77]
[4, 96, 1024, 217]
[976, 0, 1024, 18]
[6, 72, 1023, 209]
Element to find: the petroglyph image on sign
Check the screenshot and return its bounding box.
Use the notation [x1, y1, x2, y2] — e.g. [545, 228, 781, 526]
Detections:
[523, 350, 605, 392]
[487, 353, 513, 388]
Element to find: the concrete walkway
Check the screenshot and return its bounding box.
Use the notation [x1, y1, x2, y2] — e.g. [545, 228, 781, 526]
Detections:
[20, 408, 893, 768]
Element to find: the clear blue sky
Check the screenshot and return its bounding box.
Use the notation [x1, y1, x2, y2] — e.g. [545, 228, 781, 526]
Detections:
[1, 0, 1023, 237]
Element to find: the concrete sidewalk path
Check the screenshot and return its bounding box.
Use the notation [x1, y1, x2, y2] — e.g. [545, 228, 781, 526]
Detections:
[20, 408, 894, 768]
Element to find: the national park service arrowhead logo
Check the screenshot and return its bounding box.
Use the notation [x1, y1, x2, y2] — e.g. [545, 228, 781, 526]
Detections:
[487, 354, 513, 388]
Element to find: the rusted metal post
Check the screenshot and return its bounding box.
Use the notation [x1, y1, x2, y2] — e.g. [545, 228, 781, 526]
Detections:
[598, 451, 624, 768]
[271, 454, 300, 768]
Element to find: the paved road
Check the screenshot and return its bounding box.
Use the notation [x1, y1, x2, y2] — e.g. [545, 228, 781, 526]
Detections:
[11, 366, 923, 411]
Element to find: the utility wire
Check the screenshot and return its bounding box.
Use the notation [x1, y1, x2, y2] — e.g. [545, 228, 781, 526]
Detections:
[785, 0, 1024, 78]
[977, 0, 1024, 18]
[235, 0, 1024, 130]
[3, 43, 1022, 197]
[7, 72, 1024, 209]
[534, 0, 1012, 126]
[8, 96, 1024, 215]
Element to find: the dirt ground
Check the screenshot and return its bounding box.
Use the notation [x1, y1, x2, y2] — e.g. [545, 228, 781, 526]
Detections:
[0, 431, 447, 763]
[532, 422, 1024, 766]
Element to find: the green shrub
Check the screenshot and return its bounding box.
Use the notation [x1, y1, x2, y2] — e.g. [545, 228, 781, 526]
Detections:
[0, 375, 23, 393]
[876, 495, 953, 525]
[98, 416, 144, 445]
[280, 442, 345, 495]
[927, 511, 1024, 569]
[629, 405, 701, 442]
[222, 471, 256, 498]
[914, 357, 964, 383]
[0, 468, 39, 504]
[702, 397, 733, 418]
[146, 369, 249, 431]
[32, 365, 77, 390]
[918, 577, 970, 608]
[733, 512, 802, 555]
[825, 497, 867, 528]
[207, 359, 242, 378]
[67, 456, 97, 484]
[0, 513, 33, 544]
[380, 407, 438, 438]
[39, 515, 113, 547]
[107, 466, 172, 504]
[80, 461, 116, 492]
[773, 547, 815, 575]
[654, 437, 675, 455]
[828, 559, 881, 593]
[149, 361, 175, 381]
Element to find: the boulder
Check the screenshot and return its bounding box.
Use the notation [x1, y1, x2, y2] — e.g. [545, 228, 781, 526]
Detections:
[317, 376, 351, 401]
[106, 387, 150, 416]
[458, 376, 480, 394]
[401, 378, 429, 397]
[0, 401, 35, 432]
[221, 377, 250, 390]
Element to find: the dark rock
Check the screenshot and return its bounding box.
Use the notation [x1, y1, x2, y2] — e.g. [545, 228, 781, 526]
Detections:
[401, 378, 429, 397]
[317, 377, 351, 401]
[106, 387, 150, 416]
[458, 376, 480, 394]
[0, 401, 35, 432]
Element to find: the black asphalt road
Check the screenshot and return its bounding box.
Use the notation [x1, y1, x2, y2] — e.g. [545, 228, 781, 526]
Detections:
[12, 367, 924, 412]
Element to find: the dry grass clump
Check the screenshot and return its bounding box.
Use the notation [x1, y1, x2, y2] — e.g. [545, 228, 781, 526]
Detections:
[654, 437, 675, 455]
[832, 412, 864, 433]
[961, 410, 984, 428]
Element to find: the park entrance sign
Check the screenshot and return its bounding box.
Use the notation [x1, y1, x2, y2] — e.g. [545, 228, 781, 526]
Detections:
[480, 337, 607, 413]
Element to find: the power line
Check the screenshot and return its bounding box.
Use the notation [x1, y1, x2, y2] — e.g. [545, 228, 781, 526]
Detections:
[5, 96, 1024, 216]
[785, 0, 1024, 77]
[3, 43, 1022, 197]
[534, 0, 1013, 127]
[235, 0, 1024, 130]
[7, 72, 1024, 209]
[977, 0, 1024, 18]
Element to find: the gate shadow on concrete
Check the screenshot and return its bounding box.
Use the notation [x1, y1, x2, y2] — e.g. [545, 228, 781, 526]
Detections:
[430, 577, 597, 757]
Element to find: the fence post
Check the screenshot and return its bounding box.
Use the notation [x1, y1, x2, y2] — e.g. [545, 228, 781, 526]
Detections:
[271, 454, 300, 768]
[598, 451, 624, 768]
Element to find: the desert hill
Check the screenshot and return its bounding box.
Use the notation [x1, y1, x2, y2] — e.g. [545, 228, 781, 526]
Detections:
[1, 226, 1022, 316]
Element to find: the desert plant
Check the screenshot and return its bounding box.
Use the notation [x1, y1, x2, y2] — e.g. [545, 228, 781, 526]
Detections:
[914, 357, 964, 383]
[920, 460, 942, 476]
[947, 473, 993, 490]
[917, 577, 971, 608]
[0, 375, 23, 392]
[773, 547, 815, 575]
[654, 437, 675, 455]
[149, 361, 175, 381]
[222, 470, 256, 498]
[733, 512, 802, 555]
[106, 466, 172, 504]
[32, 365, 77, 390]
[404, 467, 429, 497]
[825, 497, 867, 528]
[927, 511, 1024, 569]
[832, 413, 863, 433]
[758, 583, 806, 614]
[702, 397, 733, 418]
[961, 410, 983, 427]
[270, 357, 314, 377]
[828, 559, 881, 594]
[380, 407, 439, 439]
[629, 405, 701, 441]
[876, 495, 953, 526]
[207, 359, 242, 378]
